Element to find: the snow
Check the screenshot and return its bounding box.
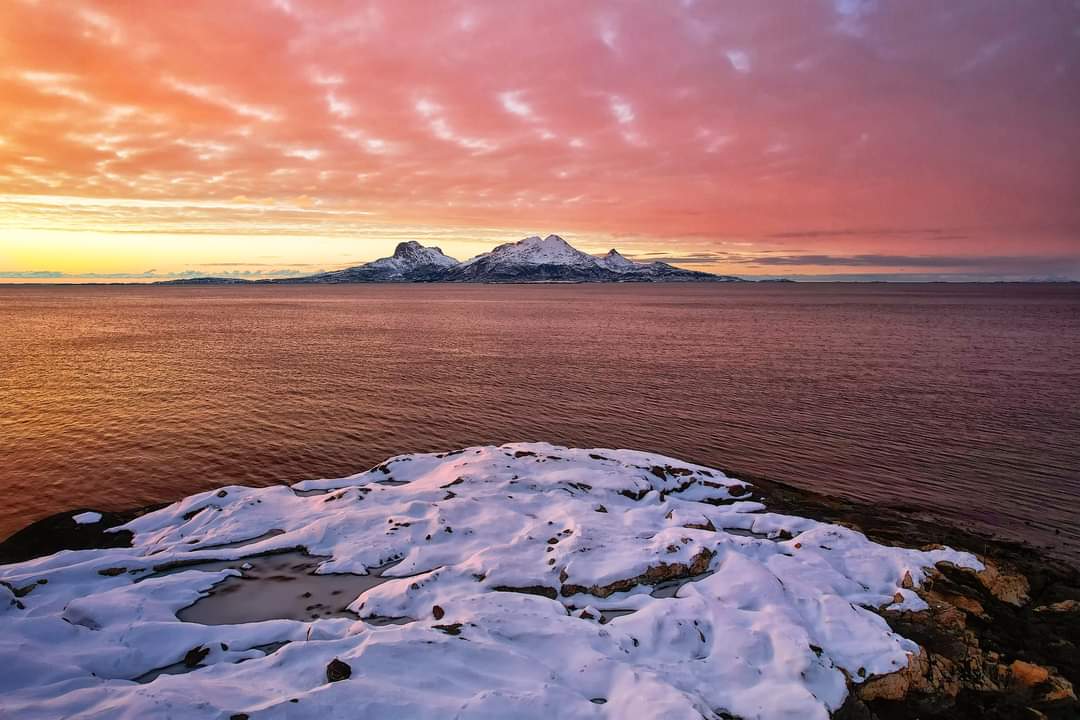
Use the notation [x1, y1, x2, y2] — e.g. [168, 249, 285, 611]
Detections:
[462, 234, 600, 269]
[596, 249, 639, 273]
[0, 444, 982, 720]
[72, 511, 102, 525]
[363, 241, 459, 276]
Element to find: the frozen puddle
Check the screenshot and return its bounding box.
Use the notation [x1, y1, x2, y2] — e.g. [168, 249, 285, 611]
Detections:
[176, 551, 402, 625]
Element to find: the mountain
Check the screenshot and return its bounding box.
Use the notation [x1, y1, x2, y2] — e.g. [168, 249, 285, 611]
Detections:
[594, 247, 742, 282]
[442, 234, 612, 282]
[158, 235, 745, 284]
[277, 241, 458, 283]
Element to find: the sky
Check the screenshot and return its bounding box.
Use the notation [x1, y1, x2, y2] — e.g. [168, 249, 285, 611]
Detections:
[1, 0, 1078, 282]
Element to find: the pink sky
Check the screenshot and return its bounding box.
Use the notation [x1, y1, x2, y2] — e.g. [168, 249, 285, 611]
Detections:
[1, 0, 1078, 280]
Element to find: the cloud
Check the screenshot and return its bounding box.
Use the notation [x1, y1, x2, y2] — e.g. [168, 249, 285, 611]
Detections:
[498, 91, 534, 120]
[0, 1, 1076, 276]
[726, 50, 751, 73]
[609, 96, 635, 124]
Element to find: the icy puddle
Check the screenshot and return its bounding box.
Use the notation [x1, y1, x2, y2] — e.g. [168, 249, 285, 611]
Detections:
[176, 551, 402, 624]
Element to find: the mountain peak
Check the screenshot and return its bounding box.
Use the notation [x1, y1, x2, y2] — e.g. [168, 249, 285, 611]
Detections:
[469, 234, 599, 268]
[387, 241, 457, 267]
[393, 240, 425, 258]
[597, 248, 638, 272]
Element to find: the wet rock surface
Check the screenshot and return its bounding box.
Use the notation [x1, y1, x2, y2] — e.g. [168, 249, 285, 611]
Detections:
[0, 505, 164, 565]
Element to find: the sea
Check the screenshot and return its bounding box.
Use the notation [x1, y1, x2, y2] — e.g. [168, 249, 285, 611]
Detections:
[1, 282, 1077, 563]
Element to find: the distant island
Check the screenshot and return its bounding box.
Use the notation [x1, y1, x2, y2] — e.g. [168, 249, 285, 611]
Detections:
[158, 235, 749, 285]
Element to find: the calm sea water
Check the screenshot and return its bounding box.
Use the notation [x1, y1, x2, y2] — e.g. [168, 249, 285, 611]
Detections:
[1, 283, 1078, 562]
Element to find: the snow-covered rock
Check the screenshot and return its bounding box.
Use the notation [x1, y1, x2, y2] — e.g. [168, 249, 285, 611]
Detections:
[284, 241, 459, 283]
[72, 511, 103, 525]
[467, 234, 600, 268]
[596, 249, 639, 273]
[0, 445, 980, 719]
[446, 235, 612, 282]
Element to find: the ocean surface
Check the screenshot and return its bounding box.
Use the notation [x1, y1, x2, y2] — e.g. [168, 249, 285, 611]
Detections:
[1, 283, 1078, 563]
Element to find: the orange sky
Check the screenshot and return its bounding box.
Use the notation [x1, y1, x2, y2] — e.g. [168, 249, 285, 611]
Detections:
[1, 0, 1078, 281]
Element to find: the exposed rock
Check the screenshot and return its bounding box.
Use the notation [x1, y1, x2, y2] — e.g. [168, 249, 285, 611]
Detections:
[1012, 660, 1051, 688]
[733, 472, 1079, 720]
[0, 506, 165, 565]
[432, 605, 445, 620]
[977, 560, 1031, 607]
[858, 648, 935, 702]
[1035, 599, 1080, 613]
[325, 658, 351, 682]
[1041, 674, 1076, 703]
[183, 646, 209, 668]
[683, 518, 716, 532]
[492, 585, 558, 600]
[561, 549, 714, 598]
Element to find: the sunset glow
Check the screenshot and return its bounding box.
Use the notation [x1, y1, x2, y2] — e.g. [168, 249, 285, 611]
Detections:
[1, 0, 1078, 280]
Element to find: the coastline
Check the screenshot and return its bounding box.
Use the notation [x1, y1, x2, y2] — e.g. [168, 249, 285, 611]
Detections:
[3, 457, 1076, 719]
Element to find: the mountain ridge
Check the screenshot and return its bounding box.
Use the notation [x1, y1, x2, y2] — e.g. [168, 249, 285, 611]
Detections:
[159, 234, 745, 284]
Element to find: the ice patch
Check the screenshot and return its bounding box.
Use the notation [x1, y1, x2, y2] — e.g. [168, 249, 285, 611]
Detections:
[0, 443, 982, 720]
[72, 511, 102, 525]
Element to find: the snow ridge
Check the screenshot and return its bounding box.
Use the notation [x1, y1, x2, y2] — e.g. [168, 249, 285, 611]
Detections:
[0, 444, 979, 719]
[462, 234, 600, 269]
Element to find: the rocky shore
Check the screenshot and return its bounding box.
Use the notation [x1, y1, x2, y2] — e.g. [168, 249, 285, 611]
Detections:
[2, 446, 1076, 719]
[730, 474, 1080, 720]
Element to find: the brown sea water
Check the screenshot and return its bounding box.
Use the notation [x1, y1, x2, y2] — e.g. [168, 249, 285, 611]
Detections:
[1, 283, 1078, 563]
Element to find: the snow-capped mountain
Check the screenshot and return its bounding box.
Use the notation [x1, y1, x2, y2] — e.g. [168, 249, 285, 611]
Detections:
[444, 234, 612, 282]
[162, 235, 745, 284]
[593, 248, 743, 282]
[279, 241, 459, 283]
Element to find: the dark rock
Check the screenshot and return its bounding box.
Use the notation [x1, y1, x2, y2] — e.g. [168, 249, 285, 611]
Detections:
[433, 623, 463, 636]
[0, 505, 165, 565]
[492, 585, 558, 600]
[326, 658, 351, 682]
[183, 646, 210, 668]
[433, 605, 445, 620]
[684, 519, 716, 532]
